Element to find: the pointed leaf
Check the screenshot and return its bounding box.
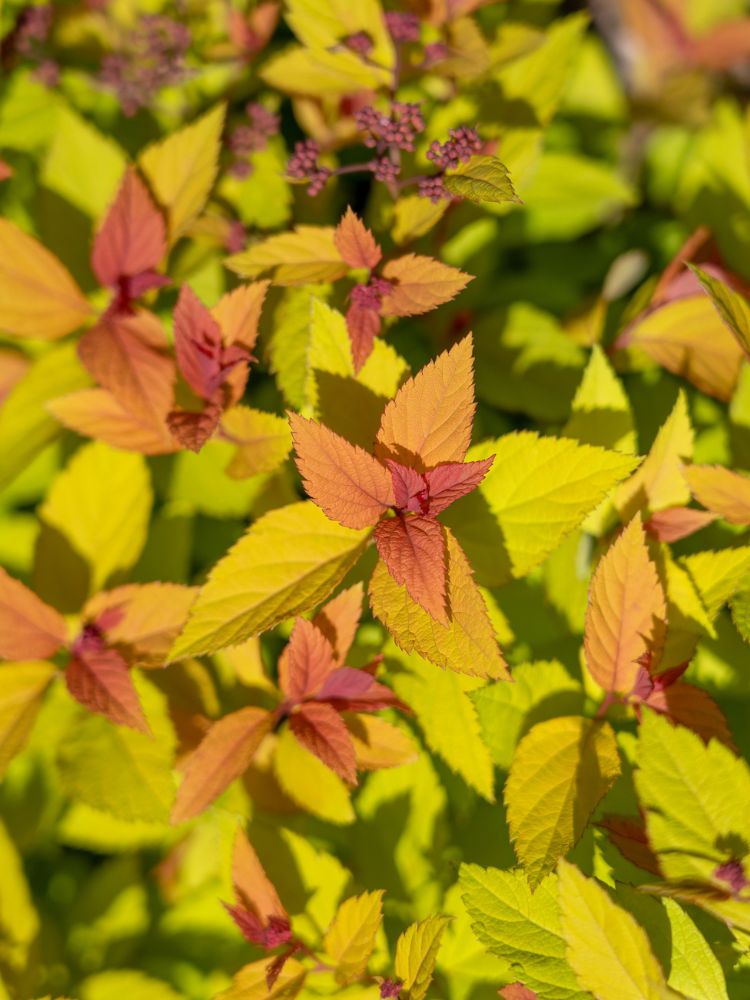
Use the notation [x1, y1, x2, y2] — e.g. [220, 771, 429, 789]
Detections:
[692, 264, 750, 360]
[374, 515, 448, 624]
[0, 566, 67, 659]
[313, 583, 363, 663]
[425, 457, 494, 515]
[0, 661, 56, 777]
[644, 507, 716, 542]
[173, 285, 236, 401]
[49, 388, 177, 455]
[380, 254, 471, 317]
[643, 685, 733, 747]
[444, 155, 520, 205]
[345, 300, 382, 373]
[279, 617, 337, 700]
[212, 280, 269, 348]
[289, 701, 357, 784]
[683, 464, 750, 525]
[395, 914, 451, 1000]
[226, 225, 348, 285]
[334, 207, 382, 270]
[324, 890, 384, 985]
[65, 645, 148, 733]
[221, 405, 292, 479]
[218, 957, 306, 1000]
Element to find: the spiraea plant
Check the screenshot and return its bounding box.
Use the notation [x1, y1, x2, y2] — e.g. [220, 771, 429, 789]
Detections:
[1, 0, 750, 998]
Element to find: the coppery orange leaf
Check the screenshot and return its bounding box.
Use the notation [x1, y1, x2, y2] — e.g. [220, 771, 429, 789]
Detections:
[0, 567, 67, 660]
[644, 506, 716, 542]
[289, 413, 395, 530]
[279, 618, 337, 701]
[643, 685, 734, 747]
[49, 388, 178, 455]
[584, 516, 667, 695]
[684, 464, 750, 525]
[374, 515, 448, 625]
[334, 207, 382, 270]
[212, 280, 270, 349]
[313, 583, 364, 664]
[380, 253, 471, 318]
[375, 335, 475, 469]
[289, 701, 358, 784]
[231, 827, 288, 923]
[65, 644, 149, 733]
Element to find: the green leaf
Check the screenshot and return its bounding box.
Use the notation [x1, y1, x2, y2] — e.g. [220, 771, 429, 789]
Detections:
[564, 345, 636, 455]
[395, 914, 451, 1000]
[505, 717, 621, 885]
[681, 547, 750, 621]
[170, 501, 369, 658]
[661, 898, 729, 1000]
[444, 156, 521, 205]
[731, 589, 750, 642]
[79, 971, 183, 1000]
[459, 864, 584, 1000]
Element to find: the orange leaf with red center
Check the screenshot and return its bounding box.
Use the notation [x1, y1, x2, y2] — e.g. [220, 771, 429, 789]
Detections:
[684, 464, 750, 525]
[278, 617, 338, 701]
[224, 828, 292, 949]
[289, 413, 395, 530]
[334, 207, 382, 270]
[346, 300, 382, 373]
[65, 638, 149, 733]
[387, 457, 494, 516]
[313, 583, 364, 664]
[583, 516, 667, 695]
[374, 515, 448, 624]
[289, 701, 357, 784]
[91, 166, 168, 302]
[171, 706, 273, 823]
[173, 285, 249, 401]
[379, 254, 471, 318]
[375, 335, 475, 469]
[0, 567, 67, 660]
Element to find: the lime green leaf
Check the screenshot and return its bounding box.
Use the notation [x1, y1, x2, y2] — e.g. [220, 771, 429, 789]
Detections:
[661, 898, 728, 1000]
[564, 345, 636, 455]
[170, 502, 369, 658]
[681, 547, 750, 620]
[0, 660, 56, 777]
[444, 156, 521, 205]
[0, 817, 38, 980]
[324, 890, 384, 984]
[395, 914, 451, 1000]
[505, 717, 620, 886]
[79, 971, 182, 1000]
[731, 589, 750, 642]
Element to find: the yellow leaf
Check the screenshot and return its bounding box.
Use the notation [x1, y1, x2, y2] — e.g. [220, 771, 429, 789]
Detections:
[505, 717, 620, 886]
[584, 516, 667, 694]
[692, 264, 750, 361]
[444, 155, 520, 205]
[345, 714, 418, 771]
[681, 546, 750, 620]
[395, 914, 451, 1000]
[564, 345, 636, 455]
[39, 441, 152, 595]
[139, 104, 225, 243]
[393, 196, 447, 245]
[285, 0, 394, 72]
[369, 527, 509, 680]
[558, 860, 678, 1000]
[615, 391, 693, 520]
[226, 226, 348, 285]
[170, 502, 369, 658]
[0, 219, 91, 339]
[683, 464, 750, 525]
[0, 817, 38, 980]
[0, 661, 56, 777]
[273, 725, 355, 824]
[324, 890, 384, 984]
[221, 406, 292, 479]
[262, 45, 389, 96]
[218, 957, 306, 1000]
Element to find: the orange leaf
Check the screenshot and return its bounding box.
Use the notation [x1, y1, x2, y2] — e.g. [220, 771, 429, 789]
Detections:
[290, 413, 395, 530]
[313, 583, 364, 664]
[644, 506, 716, 542]
[77, 310, 175, 432]
[172, 706, 273, 823]
[65, 644, 149, 733]
[49, 388, 178, 455]
[345, 713, 418, 770]
[643, 685, 734, 747]
[212, 280, 270, 349]
[345, 301, 382, 374]
[83, 583, 197, 668]
[499, 986, 539, 1000]
[375, 335, 475, 469]
[232, 827, 288, 922]
[334, 207, 382, 270]
[167, 404, 222, 452]
[289, 701, 357, 784]
[279, 618, 337, 701]
[584, 517, 667, 695]
[380, 253, 471, 318]
[683, 464, 750, 525]
[0, 567, 67, 659]
[173, 285, 230, 400]
[374, 516, 448, 624]
[598, 814, 661, 877]
[91, 166, 166, 289]
[0, 218, 92, 339]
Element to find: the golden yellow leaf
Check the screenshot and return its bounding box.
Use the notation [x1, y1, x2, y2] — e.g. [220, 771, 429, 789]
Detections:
[324, 890, 384, 984]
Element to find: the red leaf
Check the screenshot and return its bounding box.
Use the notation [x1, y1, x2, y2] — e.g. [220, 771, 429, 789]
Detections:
[374, 515, 448, 624]
[92, 166, 167, 294]
[279, 618, 338, 701]
[173, 285, 250, 401]
[289, 413, 395, 530]
[642, 685, 734, 747]
[317, 666, 404, 712]
[387, 462, 429, 514]
[224, 828, 292, 948]
[0, 566, 67, 659]
[289, 701, 358, 784]
[425, 457, 494, 515]
[312, 583, 364, 664]
[65, 639, 148, 733]
[644, 506, 716, 542]
[345, 300, 382, 373]
[167, 402, 222, 452]
[598, 814, 662, 877]
[223, 904, 292, 948]
[334, 207, 382, 270]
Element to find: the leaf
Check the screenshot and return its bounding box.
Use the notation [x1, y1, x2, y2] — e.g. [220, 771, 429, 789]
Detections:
[65, 646, 148, 733]
[681, 546, 750, 620]
[91, 166, 167, 290]
[232, 827, 288, 924]
[375, 335, 475, 469]
[635, 711, 750, 884]
[272, 725, 355, 824]
[393, 196, 447, 244]
[172, 285, 242, 401]
[289, 413, 395, 529]
[422, 458, 495, 516]
[644, 507, 716, 543]
[334, 207, 382, 270]
[139, 104, 226, 243]
[459, 864, 582, 1000]
[500, 987, 539, 1000]
[39, 441, 152, 594]
[558, 860, 677, 1000]
[0, 219, 91, 338]
[395, 914, 451, 1000]
[289, 702, 359, 784]
[324, 890, 384, 985]
[369, 526, 509, 680]
[615, 392, 693, 520]
[642, 684, 733, 747]
[218, 957, 306, 1000]
[584, 516, 667, 694]
[732, 589, 750, 642]
[0, 661, 56, 777]
[660, 897, 729, 1000]
[212, 280, 269, 348]
[375, 516, 448, 624]
[389, 647, 495, 800]
[171, 502, 370, 658]
[226, 226, 348, 285]
[171, 707, 272, 823]
[313, 583, 363, 663]
[467, 432, 639, 581]
[692, 264, 750, 360]
[563, 344, 636, 455]
[0, 566, 67, 659]
[345, 713, 418, 770]
[683, 464, 750, 525]
[380, 254, 472, 318]
[221, 406, 292, 479]
[444, 155, 521, 205]
[280, 617, 337, 700]
[48, 388, 177, 455]
[505, 717, 621, 886]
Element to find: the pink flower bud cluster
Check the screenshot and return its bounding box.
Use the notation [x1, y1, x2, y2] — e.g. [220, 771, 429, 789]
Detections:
[355, 102, 425, 153]
[287, 139, 331, 196]
[12, 5, 59, 87]
[344, 31, 374, 56]
[426, 125, 482, 170]
[228, 103, 280, 178]
[385, 12, 420, 43]
[351, 276, 393, 311]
